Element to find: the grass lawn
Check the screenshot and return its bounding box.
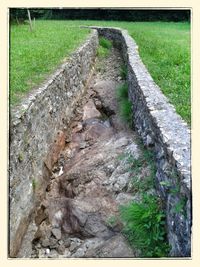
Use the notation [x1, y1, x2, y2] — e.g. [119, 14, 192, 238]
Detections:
[10, 20, 190, 124]
[10, 21, 90, 105]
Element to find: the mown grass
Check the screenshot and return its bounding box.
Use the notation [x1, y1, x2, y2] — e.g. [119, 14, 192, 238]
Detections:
[10, 21, 190, 125]
[10, 21, 90, 105]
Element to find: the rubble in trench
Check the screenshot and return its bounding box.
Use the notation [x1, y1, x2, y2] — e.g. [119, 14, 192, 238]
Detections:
[18, 47, 152, 258]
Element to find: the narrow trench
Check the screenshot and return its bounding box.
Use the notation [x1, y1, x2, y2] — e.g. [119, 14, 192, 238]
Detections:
[21, 46, 154, 258]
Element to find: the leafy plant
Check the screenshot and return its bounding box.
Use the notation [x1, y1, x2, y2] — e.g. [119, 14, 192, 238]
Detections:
[120, 194, 170, 257]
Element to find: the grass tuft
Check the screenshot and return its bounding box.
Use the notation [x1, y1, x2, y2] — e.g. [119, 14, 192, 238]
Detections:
[97, 37, 112, 58]
[120, 99, 132, 123]
[116, 83, 132, 125]
[120, 65, 128, 80]
[97, 46, 109, 58]
[116, 83, 128, 99]
[120, 194, 170, 257]
[99, 37, 112, 49]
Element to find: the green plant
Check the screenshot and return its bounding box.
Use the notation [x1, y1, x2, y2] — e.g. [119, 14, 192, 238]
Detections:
[18, 152, 24, 162]
[106, 215, 117, 227]
[116, 83, 132, 126]
[97, 46, 109, 58]
[172, 197, 187, 215]
[120, 65, 128, 80]
[120, 194, 170, 257]
[120, 99, 132, 124]
[131, 175, 154, 193]
[99, 37, 112, 49]
[32, 178, 37, 191]
[116, 83, 128, 100]
[97, 37, 112, 58]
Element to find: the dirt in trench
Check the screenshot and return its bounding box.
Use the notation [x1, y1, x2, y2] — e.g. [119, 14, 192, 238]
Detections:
[18, 47, 154, 258]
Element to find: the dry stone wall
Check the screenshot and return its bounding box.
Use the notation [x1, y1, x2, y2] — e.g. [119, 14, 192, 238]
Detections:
[92, 26, 191, 257]
[9, 30, 98, 257]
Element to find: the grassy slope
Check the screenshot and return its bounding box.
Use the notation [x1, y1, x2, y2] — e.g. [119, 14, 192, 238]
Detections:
[10, 20, 190, 124]
[10, 21, 90, 104]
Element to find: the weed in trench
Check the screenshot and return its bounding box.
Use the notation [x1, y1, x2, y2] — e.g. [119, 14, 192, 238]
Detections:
[106, 215, 117, 227]
[99, 37, 112, 49]
[97, 37, 112, 58]
[120, 194, 170, 257]
[118, 141, 169, 257]
[120, 65, 128, 80]
[116, 83, 132, 126]
[32, 178, 37, 191]
[116, 83, 128, 99]
[126, 150, 155, 193]
[97, 46, 109, 58]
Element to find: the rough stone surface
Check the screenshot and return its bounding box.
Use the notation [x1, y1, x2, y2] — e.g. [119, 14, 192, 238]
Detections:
[82, 99, 101, 120]
[89, 234, 135, 258]
[27, 45, 140, 259]
[9, 30, 98, 257]
[52, 228, 62, 240]
[92, 26, 191, 257]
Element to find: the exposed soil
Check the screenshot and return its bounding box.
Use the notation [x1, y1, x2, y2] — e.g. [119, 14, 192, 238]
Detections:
[18, 47, 152, 258]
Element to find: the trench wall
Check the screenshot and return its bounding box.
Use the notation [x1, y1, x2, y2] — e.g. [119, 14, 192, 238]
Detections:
[9, 30, 98, 257]
[92, 26, 191, 257]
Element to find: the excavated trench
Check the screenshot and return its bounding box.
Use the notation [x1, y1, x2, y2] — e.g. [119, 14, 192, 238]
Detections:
[19, 46, 154, 258]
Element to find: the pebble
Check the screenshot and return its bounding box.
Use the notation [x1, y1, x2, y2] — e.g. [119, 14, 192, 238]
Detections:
[63, 238, 71, 248]
[57, 244, 66, 255]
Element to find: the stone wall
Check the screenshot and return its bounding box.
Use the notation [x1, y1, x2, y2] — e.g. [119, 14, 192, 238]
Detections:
[9, 30, 98, 257]
[92, 26, 191, 257]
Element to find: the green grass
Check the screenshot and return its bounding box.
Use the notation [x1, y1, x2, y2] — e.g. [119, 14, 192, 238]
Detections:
[118, 140, 169, 257]
[120, 65, 128, 80]
[11, 21, 190, 125]
[10, 21, 90, 105]
[120, 194, 170, 257]
[99, 37, 112, 49]
[97, 37, 112, 58]
[116, 83, 132, 125]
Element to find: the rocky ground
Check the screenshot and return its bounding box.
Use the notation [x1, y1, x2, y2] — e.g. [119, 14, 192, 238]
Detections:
[18, 47, 152, 258]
